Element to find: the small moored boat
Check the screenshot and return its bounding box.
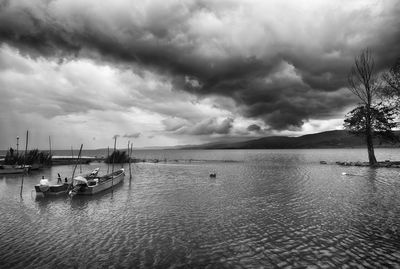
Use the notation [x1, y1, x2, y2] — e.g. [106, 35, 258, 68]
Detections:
[69, 168, 125, 196]
[0, 164, 31, 174]
[35, 168, 100, 197]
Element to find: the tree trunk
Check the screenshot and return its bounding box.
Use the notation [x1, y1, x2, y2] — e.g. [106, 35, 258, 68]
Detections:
[366, 132, 377, 165]
[365, 111, 377, 165]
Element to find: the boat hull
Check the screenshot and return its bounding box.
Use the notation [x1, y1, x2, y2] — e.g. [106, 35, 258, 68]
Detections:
[0, 165, 30, 174]
[35, 183, 70, 196]
[74, 171, 125, 195]
[0, 169, 24, 174]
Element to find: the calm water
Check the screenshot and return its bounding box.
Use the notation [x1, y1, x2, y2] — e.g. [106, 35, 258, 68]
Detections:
[1, 149, 400, 268]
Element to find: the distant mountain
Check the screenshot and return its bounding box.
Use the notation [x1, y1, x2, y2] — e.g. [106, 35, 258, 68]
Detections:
[181, 130, 400, 149]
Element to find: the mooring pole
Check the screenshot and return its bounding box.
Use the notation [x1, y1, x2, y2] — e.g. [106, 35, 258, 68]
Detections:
[129, 141, 133, 182]
[107, 146, 110, 174]
[20, 130, 28, 197]
[49, 136, 52, 157]
[111, 136, 117, 190]
[16, 136, 19, 156]
[112, 136, 117, 174]
[48, 136, 52, 166]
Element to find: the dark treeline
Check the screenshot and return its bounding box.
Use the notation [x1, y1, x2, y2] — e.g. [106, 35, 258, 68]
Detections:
[104, 150, 130, 164]
[4, 148, 52, 166]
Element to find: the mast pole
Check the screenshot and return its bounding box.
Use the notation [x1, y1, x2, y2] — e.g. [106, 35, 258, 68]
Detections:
[20, 130, 28, 197]
[129, 141, 133, 182]
[48, 136, 52, 166]
[71, 144, 83, 181]
[111, 136, 117, 190]
[49, 136, 52, 157]
[112, 136, 117, 173]
[107, 146, 110, 174]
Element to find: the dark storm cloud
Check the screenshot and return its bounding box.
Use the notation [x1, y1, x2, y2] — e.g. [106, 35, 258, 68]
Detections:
[247, 124, 261, 133]
[1, 0, 400, 131]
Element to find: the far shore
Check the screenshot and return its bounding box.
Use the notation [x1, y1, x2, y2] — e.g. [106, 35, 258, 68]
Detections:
[321, 160, 400, 168]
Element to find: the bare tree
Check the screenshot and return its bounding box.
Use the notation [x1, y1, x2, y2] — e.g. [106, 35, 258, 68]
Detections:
[383, 58, 400, 97]
[347, 49, 379, 165]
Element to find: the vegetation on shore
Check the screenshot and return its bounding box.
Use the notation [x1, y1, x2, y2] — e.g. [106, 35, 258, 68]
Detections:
[4, 148, 52, 166]
[105, 150, 130, 163]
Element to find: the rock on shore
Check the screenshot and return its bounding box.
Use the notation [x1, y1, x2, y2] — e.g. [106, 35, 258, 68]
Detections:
[334, 160, 400, 168]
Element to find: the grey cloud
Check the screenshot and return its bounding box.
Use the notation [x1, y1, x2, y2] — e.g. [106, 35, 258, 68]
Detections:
[123, 133, 141, 139]
[162, 118, 186, 132]
[178, 117, 234, 135]
[247, 124, 261, 132]
[1, 1, 400, 131]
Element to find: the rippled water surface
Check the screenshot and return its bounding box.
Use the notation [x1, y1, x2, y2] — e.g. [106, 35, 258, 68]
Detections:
[1, 149, 400, 268]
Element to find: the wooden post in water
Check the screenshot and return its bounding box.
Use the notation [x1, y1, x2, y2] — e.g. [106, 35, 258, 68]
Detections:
[131, 143, 133, 179]
[49, 136, 52, 157]
[111, 136, 117, 190]
[48, 136, 52, 165]
[112, 136, 117, 173]
[128, 141, 133, 182]
[107, 146, 110, 174]
[20, 130, 28, 197]
[16, 136, 19, 156]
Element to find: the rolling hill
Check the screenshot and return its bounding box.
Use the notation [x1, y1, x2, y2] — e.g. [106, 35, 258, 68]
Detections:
[182, 130, 400, 149]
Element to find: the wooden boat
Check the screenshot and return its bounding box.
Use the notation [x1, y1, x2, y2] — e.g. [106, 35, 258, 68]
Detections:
[35, 181, 70, 196]
[34, 168, 100, 197]
[69, 168, 125, 196]
[0, 164, 31, 174]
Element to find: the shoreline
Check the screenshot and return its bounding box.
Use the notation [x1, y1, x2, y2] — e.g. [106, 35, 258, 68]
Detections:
[321, 160, 400, 168]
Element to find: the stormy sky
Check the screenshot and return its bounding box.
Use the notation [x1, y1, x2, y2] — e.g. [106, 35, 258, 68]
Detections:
[1, 0, 400, 149]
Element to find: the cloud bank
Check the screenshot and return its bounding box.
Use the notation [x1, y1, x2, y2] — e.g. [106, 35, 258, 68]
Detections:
[1, 0, 400, 147]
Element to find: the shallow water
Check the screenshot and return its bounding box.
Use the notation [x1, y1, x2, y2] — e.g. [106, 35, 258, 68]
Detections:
[1, 149, 400, 268]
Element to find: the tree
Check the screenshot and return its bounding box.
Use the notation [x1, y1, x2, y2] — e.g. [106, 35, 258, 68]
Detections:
[382, 59, 400, 112]
[383, 58, 400, 93]
[346, 49, 381, 165]
[344, 104, 398, 145]
[105, 150, 130, 163]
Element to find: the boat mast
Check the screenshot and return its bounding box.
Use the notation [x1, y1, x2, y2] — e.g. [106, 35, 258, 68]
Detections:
[48, 136, 52, 166]
[79, 152, 82, 174]
[16, 136, 19, 156]
[20, 130, 28, 197]
[71, 144, 83, 181]
[49, 136, 52, 157]
[112, 136, 117, 174]
[111, 136, 117, 190]
[107, 146, 110, 174]
[128, 141, 133, 182]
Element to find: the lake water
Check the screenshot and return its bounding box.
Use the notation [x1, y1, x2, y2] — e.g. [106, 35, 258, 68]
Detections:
[1, 149, 400, 268]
